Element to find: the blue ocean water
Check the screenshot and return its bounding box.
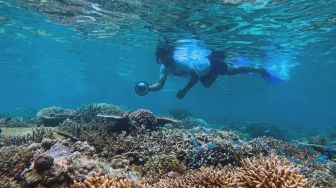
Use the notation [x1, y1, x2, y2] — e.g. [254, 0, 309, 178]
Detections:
[1, 0, 336, 128]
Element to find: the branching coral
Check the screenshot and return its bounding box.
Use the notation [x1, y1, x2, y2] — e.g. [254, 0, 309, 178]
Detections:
[184, 140, 243, 169]
[0, 117, 32, 127]
[150, 167, 235, 188]
[58, 117, 245, 169]
[74, 154, 310, 188]
[306, 136, 329, 146]
[74, 172, 142, 188]
[143, 154, 185, 183]
[234, 154, 309, 187]
[2, 127, 54, 146]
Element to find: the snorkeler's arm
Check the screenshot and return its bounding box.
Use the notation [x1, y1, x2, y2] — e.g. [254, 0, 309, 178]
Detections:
[149, 73, 167, 91]
[177, 69, 199, 98]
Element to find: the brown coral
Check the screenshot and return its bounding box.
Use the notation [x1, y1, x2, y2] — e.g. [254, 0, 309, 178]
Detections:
[150, 167, 235, 188]
[74, 172, 142, 188]
[129, 109, 157, 129]
[0, 146, 34, 179]
[33, 154, 54, 172]
[143, 154, 185, 183]
[74, 154, 311, 188]
[234, 154, 310, 188]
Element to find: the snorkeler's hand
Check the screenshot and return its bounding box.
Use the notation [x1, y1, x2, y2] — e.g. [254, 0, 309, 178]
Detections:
[176, 90, 187, 99]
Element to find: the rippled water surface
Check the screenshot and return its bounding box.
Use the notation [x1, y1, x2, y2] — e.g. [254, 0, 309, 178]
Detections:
[1, 0, 336, 126]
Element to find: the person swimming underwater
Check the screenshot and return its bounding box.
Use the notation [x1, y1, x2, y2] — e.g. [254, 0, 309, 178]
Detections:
[144, 38, 281, 99]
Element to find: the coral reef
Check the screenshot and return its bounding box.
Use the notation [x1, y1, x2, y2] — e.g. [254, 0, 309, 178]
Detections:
[37, 106, 74, 126]
[20, 162, 69, 187]
[306, 135, 329, 146]
[0, 146, 34, 183]
[0, 117, 32, 127]
[180, 117, 209, 129]
[74, 103, 127, 123]
[143, 154, 185, 182]
[0, 128, 3, 148]
[2, 127, 54, 146]
[34, 154, 54, 172]
[74, 154, 310, 188]
[129, 109, 158, 129]
[150, 167, 235, 188]
[41, 138, 55, 150]
[74, 172, 143, 188]
[1, 104, 335, 187]
[168, 108, 195, 120]
[234, 154, 309, 187]
[224, 120, 287, 141]
[58, 120, 245, 169]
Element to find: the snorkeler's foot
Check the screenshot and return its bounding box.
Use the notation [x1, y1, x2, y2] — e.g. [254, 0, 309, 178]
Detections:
[262, 70, 284, 84]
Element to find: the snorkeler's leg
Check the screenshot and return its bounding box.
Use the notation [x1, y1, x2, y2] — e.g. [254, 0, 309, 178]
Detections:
[225, 66, 267, 76]
[200, 73, 218, 88]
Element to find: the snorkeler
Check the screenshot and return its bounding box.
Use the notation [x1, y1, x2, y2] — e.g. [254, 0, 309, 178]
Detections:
[135, 38, 281, 99]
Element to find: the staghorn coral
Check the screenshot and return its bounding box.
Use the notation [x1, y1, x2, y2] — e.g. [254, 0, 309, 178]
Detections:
[306, 135, 329, 146]
[74, 172, 143, 188]
[73, 154, 310, 188]
[242, 136, 321, 161]
[234, 154, 309, 188]
[2, 127, 54, 146]
[58, 119, 190, 165]
[143, 154, 185, 183]
[0, 117, 32, 127]
[58, 117, 245, 169]
[301, 160, 336, 187]
[150, 167, 235, 188]
[184, 141, 243, 169]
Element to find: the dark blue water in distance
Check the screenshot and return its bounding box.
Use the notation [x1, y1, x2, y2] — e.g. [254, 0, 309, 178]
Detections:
[1, 0, 336, 128]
